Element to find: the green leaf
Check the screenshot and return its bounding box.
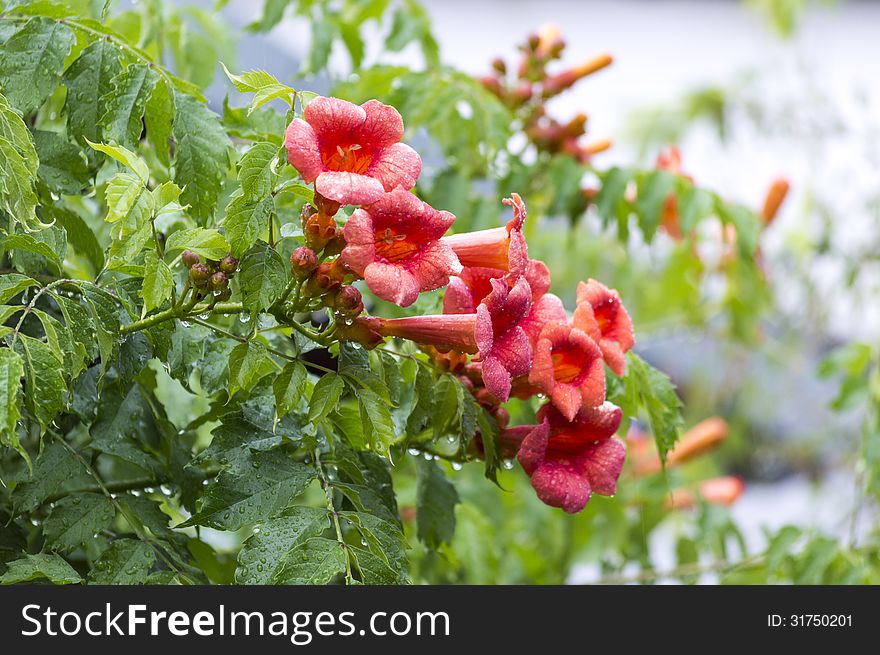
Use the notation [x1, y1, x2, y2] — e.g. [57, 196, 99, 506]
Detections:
[164, 227, 229, 260]
[0, 17, 75, 115]
[172, 91, 231, 223]
[0, 92, 38, 170]
[152, 180, 183, 211]
[43, 492, 115, 553]
[416, 458, 459, 549]
[227, 341, 280, 398]
[11, 442, 89, 513]
[16, 334, 65, 434]
[308, 373, 345, 424]
[141, 250, 174, 312]
[144, 78, 174, 166]
[626, 352, 684, 463]
[195, 411, 283, 467]
[88, 539, 155, 585]
[0, 135, 43, 230]
[89, 383, 162, 475]
[32, 130, 91, 195]
[358, 388, 396, 457]
[87, 140, 150, 184]
[235, 506, 333, 584]
[180, 450, 317, 531]
[273, 361, 308, 418]
[0, 273, 38, 303]
[81, 284, 120, 382]
[0, 553, 82, 585]
[343, 511, 409, 584]
[0, 348, 25, 463]
[224, 194, 273, 257]
[237, 241, 288, 313]
[221, 64, 296, 114]
[239, 141, 278, 197]
[3, 232, 65, 274]
[635, 170, 677, 241]
[272, 537, 347, 585]
[63, 39, 124, 145]
[100, 63, 159, 150]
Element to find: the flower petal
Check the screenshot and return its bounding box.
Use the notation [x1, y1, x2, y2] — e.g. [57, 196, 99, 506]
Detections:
[367, 142, 422, 192]
[359, 99, 405, 148]
[315, 171, 385, 206]
[409, 240, 463, 292]
[364, 261, 420, 307]
[481, 353, 513, 402]
[284, 119, 323, 183]
[579, 437, 626, 497]
[304, 96, 366, 139]
[340, 208, 376, 276]
[521, 293, 567, 345]
[443, 276, 476, 315]
[517, 419, 550, 475]
[525, 259, 551, 300]
[530, 461, 593, 513]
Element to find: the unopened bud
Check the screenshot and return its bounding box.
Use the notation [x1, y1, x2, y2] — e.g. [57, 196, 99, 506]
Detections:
[182, 250, 200, 268]
[290, 246, 318, 278]
[210, 271, 229, 290]
[491, 57, 507, 75]
[190, 263, 211, 286]
[334, 286, 364, 317]
[219, 254, 238, 275]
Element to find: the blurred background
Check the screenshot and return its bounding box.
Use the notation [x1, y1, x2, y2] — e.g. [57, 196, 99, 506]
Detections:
[158, 0, 880, 582]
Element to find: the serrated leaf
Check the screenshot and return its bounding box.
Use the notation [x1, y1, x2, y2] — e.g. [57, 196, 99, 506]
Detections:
[88, 539, 155, 585]
[100, 63, 159, 150]
[11, 442, 89, 513]
[32, 129, 91, 195]
[626, 352, 684, 463]
[0, 93, 38, 170]
[0, 553, 82, 585]
[81, 284, 120, 382]
[141, 249, 174, 312]
[89, 382, 162, 475]
[224, 193, 273, 257]
[235, 506, 332, 584]
[43, 492, 115, 553]
[416, 458, 459, 549]
[63, 38, 124, 145]
[164, 227, 229, 260]
[144, 77, 174, 166]
[635, 170, 676, 241]
[172, 91, 231, 222]
[0, 136, 43, 230]
[238, 141, 278, 197]
[227, 341, 280, 398]
[3, 232, 64, 274]
[152, 180, 183, 211]
[237, 241, 288, 313]
[358, 388, 396, 456]
[180, 450, 316, 531]
[0, 348, 25, 463]
[272, 537, 347, 585]
[273, 361, 308, 418]
[87, 140, 150, 184]
[0, 273, 38, 303]
[16, 334, 65, 434]
[343, 511, 408, 584]
[0, 17, 75, 115]
[195, 411, 283, 467]
[308, 373, 345, 424]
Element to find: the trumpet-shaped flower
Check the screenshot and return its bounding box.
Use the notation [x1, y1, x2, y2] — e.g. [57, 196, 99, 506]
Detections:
[573, 278, 635, 376]
[527, 321, 605, 421]
[515, 402, 624, 513]
[359, 276, 533, 401]
[285, 97, 422, 206]
[441, 194, 529, 277]
[340, 188, 460, 307]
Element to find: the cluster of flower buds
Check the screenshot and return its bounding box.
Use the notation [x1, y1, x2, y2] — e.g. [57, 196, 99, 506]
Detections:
[627, 417, 745, 509]
[183, 250, 236, 301]
[478, 25, 613, 163]
[284, 94, 636, 513]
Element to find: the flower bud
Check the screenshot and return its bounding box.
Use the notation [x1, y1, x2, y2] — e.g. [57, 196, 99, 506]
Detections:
[290, 246, 318, 278]
[190, 263, 211, 286]
[333, 286, 364, 317]
[215, 287, 232, 302]
[219, 254, 238, 275]
[491, 57, 507, 75]
[182, 250, 200, 268]
[210, 271, 228, 290]
[314, 192, 341, 218]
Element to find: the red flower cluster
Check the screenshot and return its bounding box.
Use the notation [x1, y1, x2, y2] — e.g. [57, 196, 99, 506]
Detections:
[284, 95, 635, 513]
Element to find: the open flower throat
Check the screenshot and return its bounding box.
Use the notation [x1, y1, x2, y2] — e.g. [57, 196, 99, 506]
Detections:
[285, 95, 636, 513]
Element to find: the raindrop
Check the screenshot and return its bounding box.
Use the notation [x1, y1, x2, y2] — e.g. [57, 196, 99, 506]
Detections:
[180, 320, 191, 328]
[130, 490, 141, 497]
[202, 479, 210, 486]
[423, 452, 433, 461]
[143, 487, 155, 494]
[407, 448, 420, 456]
[502, 459, 515, 470]
[451, 462, 463, 471]
[239, 314, 251, 324]
[198, 313, 209, 320]
[159, 484, 173, 496]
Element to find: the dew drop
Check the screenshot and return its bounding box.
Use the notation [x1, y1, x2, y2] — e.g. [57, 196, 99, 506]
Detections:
[407, 448, 420, 456]
[502, 459, 515, 470]
[239, 314, 251, 324]
[451, 462, 463, 471]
